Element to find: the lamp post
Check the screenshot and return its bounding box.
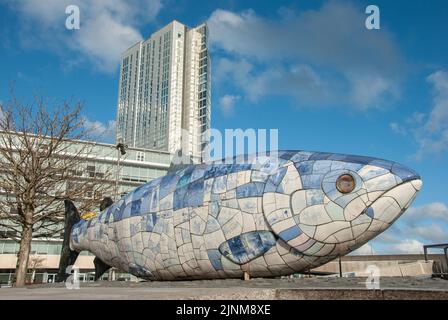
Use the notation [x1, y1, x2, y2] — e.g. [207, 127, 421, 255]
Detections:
[115, 142, 127, 201]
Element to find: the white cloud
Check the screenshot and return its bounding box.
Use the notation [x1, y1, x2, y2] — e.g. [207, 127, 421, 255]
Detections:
[405, 202, 448, 224]
[389, 122, 407, 136]
[208, 2, 403, 109]
[392, 70, 448, 159]
[7, 0, 162, 72]
[369, 202, 448, 253]
[410, 224, 447, 243]
[219, 94, 240, 116]
[426, 71, 448, 132]
[413, 71, 448, 158]
[351, 243, 375, 255]
[390, 239, 424, 254]
[82, 116, 116, 142]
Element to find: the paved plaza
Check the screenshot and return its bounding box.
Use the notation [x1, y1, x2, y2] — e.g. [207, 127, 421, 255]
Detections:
[1, 277, 447, 300]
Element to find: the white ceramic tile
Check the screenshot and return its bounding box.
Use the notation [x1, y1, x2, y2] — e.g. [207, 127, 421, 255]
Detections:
[314, 243, 336, 257]
[241, 212, 256, 233]
[217, 206, 240, 225]
[352, 222, 370, 238]
[298, 205, 332, 226]
[351, 212, 372, 226]
[275, 193, 290, 209]
[370, 197, 401, 224]
[238, 197, 259, 213]
[221, 213, 243, 239]
[296, 223, 316, 238]
[226, 173, 238, 190]
[411, 179, 422, 191]
[262, 193, 277, 215]
[279, 165, 302, 194]
[266, 208, 291, 226]
[314, 221, 350, 242]
[204, 229, 226, 250]
[364, 173, 397, 192]
[382, 182, 416, 208]
[343, 197, 366, 221]
[271, 217, 296, 233]
[332, 227, 354, 243]
[324, 201, 345, 221]
[264, 252, 285, 265]
[291, 190, 307, 215]
[286, 233, 310, 248]
[302, 241, 324, 255]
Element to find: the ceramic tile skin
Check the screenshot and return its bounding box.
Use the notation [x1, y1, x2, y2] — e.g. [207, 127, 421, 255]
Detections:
[70, 150, 422, 280]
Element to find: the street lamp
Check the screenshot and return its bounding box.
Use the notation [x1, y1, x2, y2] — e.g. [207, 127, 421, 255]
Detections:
[115, 142, 127, 201]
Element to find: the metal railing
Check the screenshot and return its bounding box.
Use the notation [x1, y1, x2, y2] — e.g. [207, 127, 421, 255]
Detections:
[423, 243, 448, 279]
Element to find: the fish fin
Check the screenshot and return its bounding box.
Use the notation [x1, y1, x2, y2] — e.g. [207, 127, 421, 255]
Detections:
[56, 200, 81, 282]
[218, 231, 277, 265]
[100, 197, 114, 211]
[94, 257, 111, 281]
[93, 197, 114, 281]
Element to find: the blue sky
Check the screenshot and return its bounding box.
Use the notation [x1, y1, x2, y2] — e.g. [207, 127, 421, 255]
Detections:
[0, 0, 447, 254]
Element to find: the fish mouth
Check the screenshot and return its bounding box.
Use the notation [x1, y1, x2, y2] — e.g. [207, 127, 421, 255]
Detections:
[362, 178, 422, 224]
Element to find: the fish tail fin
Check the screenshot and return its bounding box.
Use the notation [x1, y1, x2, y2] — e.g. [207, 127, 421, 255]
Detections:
[93, 197, 114, 281]
[56, 200, 81, 282]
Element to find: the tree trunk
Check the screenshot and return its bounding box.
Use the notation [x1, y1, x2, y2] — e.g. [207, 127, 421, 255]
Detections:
[14, 224, 33, 287]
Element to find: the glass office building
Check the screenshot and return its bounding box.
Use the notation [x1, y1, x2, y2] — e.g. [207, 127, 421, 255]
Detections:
[116, 21, 211, 163]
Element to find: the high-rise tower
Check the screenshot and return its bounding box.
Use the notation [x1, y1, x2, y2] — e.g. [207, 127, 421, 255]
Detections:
[116, 21, 211, 162]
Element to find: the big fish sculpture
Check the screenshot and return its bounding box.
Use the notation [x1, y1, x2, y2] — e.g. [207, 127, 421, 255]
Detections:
[60, 151, 422, 281]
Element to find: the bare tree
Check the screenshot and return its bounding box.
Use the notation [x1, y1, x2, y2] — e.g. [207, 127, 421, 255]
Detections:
[28, 255, 45, 284]
[0, 93, 114, 287]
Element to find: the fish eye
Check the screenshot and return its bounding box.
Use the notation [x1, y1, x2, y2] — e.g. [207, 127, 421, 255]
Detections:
[336, 174, 356, 193]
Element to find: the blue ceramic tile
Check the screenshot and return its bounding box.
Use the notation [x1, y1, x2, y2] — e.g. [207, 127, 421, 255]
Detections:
[269, 167, 287, 185]
[159, 174, 180, 199]
[279, 226, 302, 241]
[129, 264, 153, 278]
[209, 201, 220, 218]
[313, 160, 333, 174]
[309, 152, 332, 160]
[236, 182, 265, 198]
[290, 151, 313, 163]
[306, 189, 325, 205]
[173, 186, 188, 210]
[391, 163, 420, 182]
[130, 223, 139, 237]
[142, 213, 158, 232]
[149, 188, 159, 212]
[334, 192, 358, 208]
[279, 150, 298, 160]
[212, 175, 227, 193]
[112, 203, 125, 221]
[369, 159, 394, 170]
[204, 164, 231, 179]
[365, 207, 375, 218]
[207, 249, 223, 270]
[301, 174, 323, 189]
[205, 215, 220, 233]
[185, 179, 204, 208]
[296, 161, 314, 175]
[130, 200, 142, 216]
[218, 231, 276, 264]
[177, 167, 193, 189]
[230, 163, 252, 173]
[327, 153, 348, 161]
